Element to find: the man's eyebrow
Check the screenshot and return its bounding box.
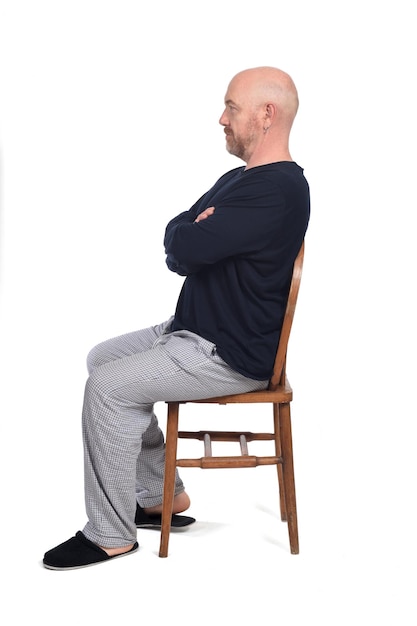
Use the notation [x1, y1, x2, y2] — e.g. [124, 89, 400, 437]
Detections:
[225, 98, 238, 106]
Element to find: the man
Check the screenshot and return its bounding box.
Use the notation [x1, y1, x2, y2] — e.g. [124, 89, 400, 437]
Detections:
[43, 66, 310, 569]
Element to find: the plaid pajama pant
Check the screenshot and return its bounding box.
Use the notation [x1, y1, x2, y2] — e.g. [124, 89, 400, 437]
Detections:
[81, 318, 268, 547]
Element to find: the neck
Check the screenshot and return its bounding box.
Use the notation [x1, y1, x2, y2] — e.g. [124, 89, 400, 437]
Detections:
[243, 131, 293, 169]
[244, 148, 293, 170]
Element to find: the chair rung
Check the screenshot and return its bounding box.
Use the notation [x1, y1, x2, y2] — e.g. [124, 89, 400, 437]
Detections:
[178, 430, 275, 442]
[177, 455, 281, 469]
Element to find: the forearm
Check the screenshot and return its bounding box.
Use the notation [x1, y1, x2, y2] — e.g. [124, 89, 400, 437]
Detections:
[164, 208, 204, 275]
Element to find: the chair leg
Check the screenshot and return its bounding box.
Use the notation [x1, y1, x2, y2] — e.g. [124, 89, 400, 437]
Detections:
[273, 403, 287, 521]
[159, 402, 180, 558]
[279, 402, 299, 554]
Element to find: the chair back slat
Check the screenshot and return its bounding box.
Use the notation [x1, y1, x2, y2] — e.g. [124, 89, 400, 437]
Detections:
[269, 242, 305, 391]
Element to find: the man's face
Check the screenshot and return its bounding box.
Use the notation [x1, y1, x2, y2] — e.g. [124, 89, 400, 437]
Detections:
[219, 79, 262, 162]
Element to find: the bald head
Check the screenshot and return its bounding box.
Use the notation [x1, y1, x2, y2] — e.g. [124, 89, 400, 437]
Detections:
[230, 66, 299, 126]
[219, 66, 299, 167]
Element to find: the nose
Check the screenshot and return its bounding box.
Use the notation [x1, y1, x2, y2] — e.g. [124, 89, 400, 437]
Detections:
[219, 108, 228, 126]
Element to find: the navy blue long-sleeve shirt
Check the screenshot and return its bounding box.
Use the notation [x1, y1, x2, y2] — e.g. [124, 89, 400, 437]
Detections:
[164, 161, 310, 380]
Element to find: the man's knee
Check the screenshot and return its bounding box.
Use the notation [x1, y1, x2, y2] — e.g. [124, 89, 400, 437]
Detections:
[86, 343, 106, 374]
[84, 365, 113, 402]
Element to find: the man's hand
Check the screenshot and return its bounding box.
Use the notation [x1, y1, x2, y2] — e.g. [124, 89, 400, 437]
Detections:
[194, 206, 215, 223]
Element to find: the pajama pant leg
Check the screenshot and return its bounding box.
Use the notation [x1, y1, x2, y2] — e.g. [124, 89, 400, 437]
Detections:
[81, 324, 267, 547]
[85, 319, 184, 509]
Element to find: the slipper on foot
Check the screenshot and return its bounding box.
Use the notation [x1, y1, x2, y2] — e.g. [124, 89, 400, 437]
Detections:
[43, 531, 139, 570]
[135, 503, 196, 529]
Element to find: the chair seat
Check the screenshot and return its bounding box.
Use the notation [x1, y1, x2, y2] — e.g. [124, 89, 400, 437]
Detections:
[187, 378, 292, 405]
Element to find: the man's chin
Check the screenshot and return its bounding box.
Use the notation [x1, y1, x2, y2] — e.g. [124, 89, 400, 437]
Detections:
[225, 140, 237, 157]
[226, 145, 242, 160]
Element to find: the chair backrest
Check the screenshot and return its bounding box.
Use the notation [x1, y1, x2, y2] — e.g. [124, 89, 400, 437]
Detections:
[268, 242, 305, 391]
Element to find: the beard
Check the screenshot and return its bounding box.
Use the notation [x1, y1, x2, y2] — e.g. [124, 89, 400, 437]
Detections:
[224, 119, 258, 162]
[225, 134, 248, 160]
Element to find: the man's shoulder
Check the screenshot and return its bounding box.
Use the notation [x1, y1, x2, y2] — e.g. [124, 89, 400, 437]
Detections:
[217, 166, 245, 182]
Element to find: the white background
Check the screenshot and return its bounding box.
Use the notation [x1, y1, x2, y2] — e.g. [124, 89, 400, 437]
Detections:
[0, 1, 416, 624]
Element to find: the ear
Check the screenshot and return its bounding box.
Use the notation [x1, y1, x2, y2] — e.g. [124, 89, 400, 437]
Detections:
[262, 103, 276, 132]
[264, 103, 276, 121]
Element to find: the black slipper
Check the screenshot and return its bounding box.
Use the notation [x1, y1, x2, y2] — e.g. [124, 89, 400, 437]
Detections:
[135, 503, 196, 529]
[43, 531, 139, 570]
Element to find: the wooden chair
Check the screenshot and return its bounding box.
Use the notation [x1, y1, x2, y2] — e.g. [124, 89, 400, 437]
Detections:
[159, 242, 305, 557]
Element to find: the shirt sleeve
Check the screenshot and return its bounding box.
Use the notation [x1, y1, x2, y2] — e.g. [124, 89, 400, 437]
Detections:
[164, 176, 287, 276]
[164, 200, 203, 275]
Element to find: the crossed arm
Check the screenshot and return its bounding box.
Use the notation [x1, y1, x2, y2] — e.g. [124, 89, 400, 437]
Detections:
[164, 204, 220, 276]
[164, 176, 286, 276]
